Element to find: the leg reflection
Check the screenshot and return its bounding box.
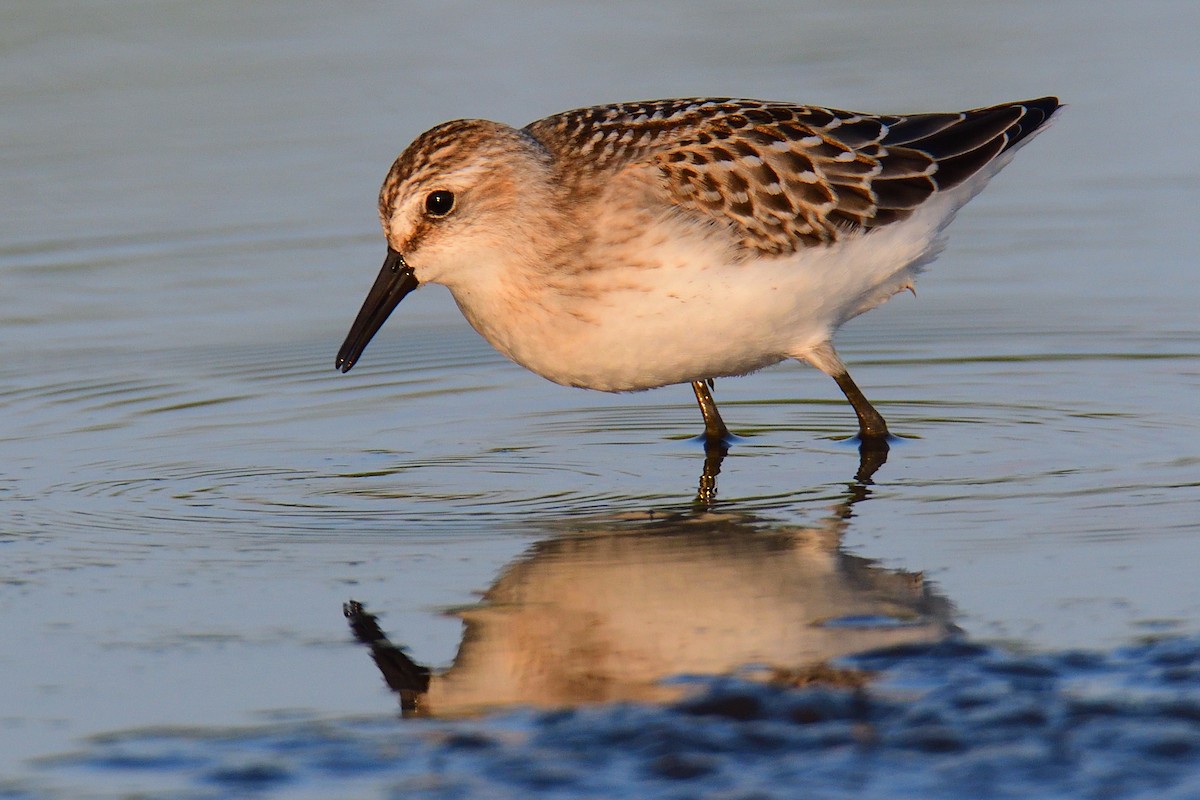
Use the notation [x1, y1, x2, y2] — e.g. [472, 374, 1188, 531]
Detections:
[854, 438, 889, 485]
[695, 439, 729, 507]
[694, 433, 890, 506]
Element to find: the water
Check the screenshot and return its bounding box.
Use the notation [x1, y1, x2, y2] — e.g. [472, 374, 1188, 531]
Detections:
[2, 1, 1199, 797]
[35, 638, 1200, 799]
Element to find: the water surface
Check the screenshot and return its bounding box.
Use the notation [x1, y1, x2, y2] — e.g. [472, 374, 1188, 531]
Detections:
[2, 1, 1199, 797]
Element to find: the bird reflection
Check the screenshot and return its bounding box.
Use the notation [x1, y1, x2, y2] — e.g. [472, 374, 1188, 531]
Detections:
[696, 436, 887, 506]
[345, 446, 949, 716]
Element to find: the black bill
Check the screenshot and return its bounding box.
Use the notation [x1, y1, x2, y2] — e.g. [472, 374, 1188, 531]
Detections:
[335, 248, 419, 373]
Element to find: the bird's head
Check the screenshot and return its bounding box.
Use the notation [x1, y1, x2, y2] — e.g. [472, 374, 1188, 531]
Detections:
[336, 119, 557, 373]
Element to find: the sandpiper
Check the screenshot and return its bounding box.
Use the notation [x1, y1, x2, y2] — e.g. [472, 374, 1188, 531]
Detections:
[336, 96, 1060, 450]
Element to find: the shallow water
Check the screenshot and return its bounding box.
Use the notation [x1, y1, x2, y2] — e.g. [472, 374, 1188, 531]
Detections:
[34, 637, 1200, 799]
[3, 1, 1199, 797]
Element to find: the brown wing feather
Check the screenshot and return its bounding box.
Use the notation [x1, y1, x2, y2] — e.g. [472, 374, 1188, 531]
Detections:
[526, 97, 1060, 256]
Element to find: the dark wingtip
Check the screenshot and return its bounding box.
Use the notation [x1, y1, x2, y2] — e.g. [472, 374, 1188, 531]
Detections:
[1027, 95, 1063, 114]
[1006, 96, 1063, 149]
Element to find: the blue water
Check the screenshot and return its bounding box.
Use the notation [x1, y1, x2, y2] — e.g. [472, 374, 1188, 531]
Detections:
[2, 1, 1199, 797]
[29, 637, 1200, 799]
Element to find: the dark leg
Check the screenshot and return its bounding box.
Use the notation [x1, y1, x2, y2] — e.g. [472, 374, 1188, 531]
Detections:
[833, 368, 892, 479]
[802, 342, 890, 448]
[691, 380, 731, 446]
[831, 369, 890, 444]
[691, 380, 730, 506]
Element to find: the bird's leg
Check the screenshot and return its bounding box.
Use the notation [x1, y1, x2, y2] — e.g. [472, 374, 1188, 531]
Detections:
[831, 369, 890, 445]
[691, 380, 731, 447]
[690, 381, 730, 507]
[802, 342, 890, 449]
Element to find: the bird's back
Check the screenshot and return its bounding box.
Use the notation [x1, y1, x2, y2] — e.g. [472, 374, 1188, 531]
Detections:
[526, 97, 1061, 258]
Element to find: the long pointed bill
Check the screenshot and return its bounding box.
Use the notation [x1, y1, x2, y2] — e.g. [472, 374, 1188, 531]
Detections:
[335, 248, 419, 373]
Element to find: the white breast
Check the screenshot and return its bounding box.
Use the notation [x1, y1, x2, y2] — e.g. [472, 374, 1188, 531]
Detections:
[447, 205, 941, 391]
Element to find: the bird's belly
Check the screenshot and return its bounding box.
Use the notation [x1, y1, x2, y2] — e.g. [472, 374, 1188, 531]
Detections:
[455, 273, 824, 392]
[527, 326, 792, 392]
[451, 218, 939, 392]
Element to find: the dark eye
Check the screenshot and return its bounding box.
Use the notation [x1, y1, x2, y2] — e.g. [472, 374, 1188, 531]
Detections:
[424, 190, 455, 217]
